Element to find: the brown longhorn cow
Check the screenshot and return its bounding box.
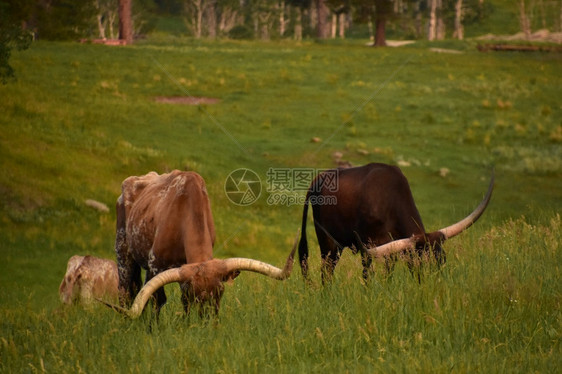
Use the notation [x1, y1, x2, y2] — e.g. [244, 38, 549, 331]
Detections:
[298, 163, 494, 283]
[59, 255, 119, 305]
[114, 170, 296, 317]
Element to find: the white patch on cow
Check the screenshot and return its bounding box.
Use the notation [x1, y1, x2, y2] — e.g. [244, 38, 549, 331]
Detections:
[148, 250, 158, 275]
[169, 175, 187, 196]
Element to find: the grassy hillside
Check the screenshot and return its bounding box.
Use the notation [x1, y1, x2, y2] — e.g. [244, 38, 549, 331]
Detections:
[0, 39, 560, 372]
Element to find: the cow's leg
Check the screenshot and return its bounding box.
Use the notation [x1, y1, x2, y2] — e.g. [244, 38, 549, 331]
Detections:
[352, 233, 373, 281]
[321, 248, 342, 284]
[145, 249, 170, 316]
[117, 261, 141, 307]
[316, 231, 342, 284]
[115, 238, 141, 307]
[313, 221, 343, 284]
[115, 197, 142, 307]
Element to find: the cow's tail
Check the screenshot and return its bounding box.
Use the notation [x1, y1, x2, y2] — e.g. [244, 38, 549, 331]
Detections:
[299, 172, 326, 280]
[298, 187, 312, 279]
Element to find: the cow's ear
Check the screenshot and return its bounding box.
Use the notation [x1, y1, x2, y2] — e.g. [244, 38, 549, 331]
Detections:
[222, 271, 240, 284]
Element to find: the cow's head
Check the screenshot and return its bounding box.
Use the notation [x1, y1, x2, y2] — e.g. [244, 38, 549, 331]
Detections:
[361, 170, 494, 262]
[59, 272, 81, 304]
[177, 260, 241, 315]
[413, 231, 447, 266]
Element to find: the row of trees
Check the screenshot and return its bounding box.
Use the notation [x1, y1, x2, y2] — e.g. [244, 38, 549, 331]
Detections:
[117, 0, 562, 45]
[0, 0, 495, 45]
[2, 1, 562, 46]
[141, 0, 493, 45]
[3, 0, 561, 82]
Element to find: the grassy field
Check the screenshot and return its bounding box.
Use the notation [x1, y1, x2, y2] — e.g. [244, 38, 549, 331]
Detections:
[0, 38, 560, 372]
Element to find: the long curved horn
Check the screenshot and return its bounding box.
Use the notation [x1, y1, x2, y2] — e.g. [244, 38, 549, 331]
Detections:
[99, 267, 190, 318]
[128, 267, 192, 318]
[363, 237, 417, 259]
[438, 169, 494, 239]
[222, 229, 300, 280]
[364, 170, 495, 258]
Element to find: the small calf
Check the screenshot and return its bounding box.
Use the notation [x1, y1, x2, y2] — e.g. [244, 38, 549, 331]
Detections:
[59, 255, 119, 305]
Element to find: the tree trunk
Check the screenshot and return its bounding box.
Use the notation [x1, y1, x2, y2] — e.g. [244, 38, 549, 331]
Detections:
[218, 6, 237, 34]
[294, 6, 302, 41]
[108, 11, 116, 39]
[279, 0, 286, 37]
[309, 2, 317, 32]
[415, 8, 422, 38]
[97, 14, 106, 39]
[373, 0, 392, 46]
[338, 12, 345, 39]
[428, 0, 437, 40]
[436, 0, 445, 39]
[196, 0, 203, 38]
[118, 0, 133, 44]
[374, 16, 386, 46]
[258, 9, 271, 40]
[316, 0, 329, 38]
[454, 0, 463, 39]
[260, 17, 270, 40]
[519, 0, 531, 38]
[206, 0, 217, 38]
[368, 15, 374, 42]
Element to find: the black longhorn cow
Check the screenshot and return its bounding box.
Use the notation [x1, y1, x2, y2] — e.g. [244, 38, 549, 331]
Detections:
[298, 163, 494, 282]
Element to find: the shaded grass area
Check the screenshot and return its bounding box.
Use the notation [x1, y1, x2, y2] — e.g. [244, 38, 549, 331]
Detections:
[0, 39, 561, 371]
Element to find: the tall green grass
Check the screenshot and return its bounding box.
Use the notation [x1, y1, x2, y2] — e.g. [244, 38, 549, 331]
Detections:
[1, 217, 560, 372]
[0, 39, 560, 372]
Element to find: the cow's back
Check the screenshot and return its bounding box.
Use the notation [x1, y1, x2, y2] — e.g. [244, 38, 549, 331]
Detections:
[81, 256, 119, 301]
[59, 255, 119, 304]
[119, 170, 215, 270]
[312, 163, 425, 246]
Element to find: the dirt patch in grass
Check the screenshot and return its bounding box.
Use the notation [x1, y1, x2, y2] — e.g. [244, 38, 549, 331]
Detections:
[154, 96, 220, 105]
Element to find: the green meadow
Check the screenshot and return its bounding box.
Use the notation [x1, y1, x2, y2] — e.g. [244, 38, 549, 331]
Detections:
[0, 38, 560, 372]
